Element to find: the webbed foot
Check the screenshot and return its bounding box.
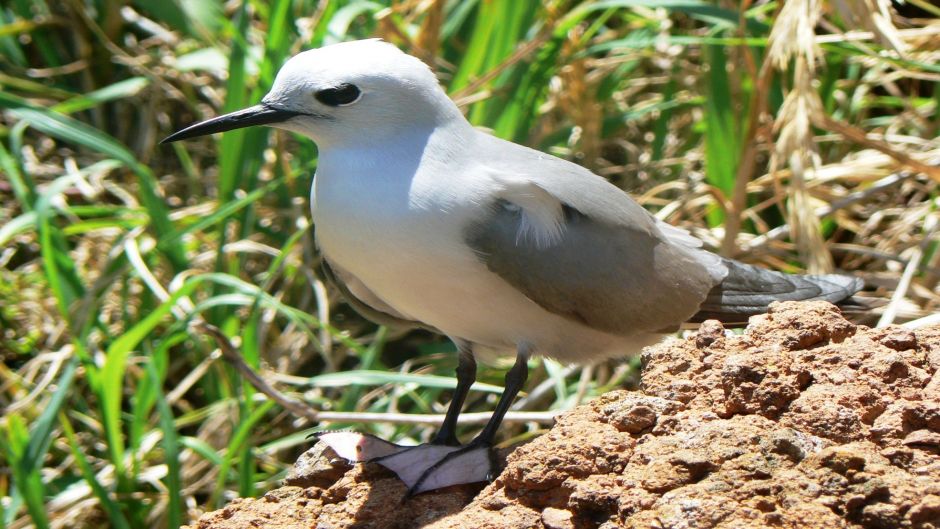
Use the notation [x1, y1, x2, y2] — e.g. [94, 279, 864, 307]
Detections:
[316, 431, 495, 495]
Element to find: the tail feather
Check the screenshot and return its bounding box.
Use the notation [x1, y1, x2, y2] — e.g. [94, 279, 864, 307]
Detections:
[689, 259, 864, 324]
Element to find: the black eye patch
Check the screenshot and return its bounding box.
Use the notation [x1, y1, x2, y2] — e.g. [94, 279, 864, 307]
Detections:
[315, 84, 361, 106]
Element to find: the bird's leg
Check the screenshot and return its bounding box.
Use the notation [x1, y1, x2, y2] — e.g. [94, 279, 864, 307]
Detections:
[431, 343, 476, 446]
[316, 346, 529, 496]
[400, 347, 530, 495]
[469, 349, 528, 447]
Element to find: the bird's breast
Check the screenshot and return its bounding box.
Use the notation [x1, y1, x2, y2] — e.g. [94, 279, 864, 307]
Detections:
[312, 162, 465, 264]
[311, 161, 481, 309]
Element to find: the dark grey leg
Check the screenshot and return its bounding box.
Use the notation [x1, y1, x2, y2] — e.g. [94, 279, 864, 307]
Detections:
[431, 341, 477, 446]
[405, 346, 531, 495]
[471, 347, 529, 446]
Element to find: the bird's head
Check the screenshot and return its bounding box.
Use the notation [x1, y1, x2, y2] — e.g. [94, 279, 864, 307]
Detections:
[162, 40, 462, 148]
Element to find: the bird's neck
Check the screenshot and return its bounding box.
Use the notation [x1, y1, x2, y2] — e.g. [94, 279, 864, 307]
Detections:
[318, 117, 473, 172]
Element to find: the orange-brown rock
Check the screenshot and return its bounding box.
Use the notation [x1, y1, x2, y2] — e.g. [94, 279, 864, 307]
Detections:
[186, 302, 940, 529]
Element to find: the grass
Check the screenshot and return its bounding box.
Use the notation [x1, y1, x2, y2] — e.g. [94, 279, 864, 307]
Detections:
[1, 0, 939, 527]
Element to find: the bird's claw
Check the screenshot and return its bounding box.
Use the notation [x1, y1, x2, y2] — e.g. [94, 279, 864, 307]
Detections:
[316, 431, 495, 495]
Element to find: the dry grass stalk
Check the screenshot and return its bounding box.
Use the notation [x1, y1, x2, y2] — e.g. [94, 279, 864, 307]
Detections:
[415, 0, 444, 59]
[817, 116, 940, 182]
[196, 322, 320, 423]
[559, 28, 603, 171]
[831, 0, 907, 55]
[767, 0, 832, 272]
[767, 0, 822, 69]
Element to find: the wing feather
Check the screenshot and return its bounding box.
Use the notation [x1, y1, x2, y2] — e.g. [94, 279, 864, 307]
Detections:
[466, 134, 726, 336]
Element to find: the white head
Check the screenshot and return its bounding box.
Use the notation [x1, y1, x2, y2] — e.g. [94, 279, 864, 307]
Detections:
[162, 40, 465, 148]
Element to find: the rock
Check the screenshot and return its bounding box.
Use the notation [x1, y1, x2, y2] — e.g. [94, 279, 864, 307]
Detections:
[540, 507, 574, 529]
[185, 302, 940, 529]
[283, 438, 351, 488]
[694, 319, 725, 348]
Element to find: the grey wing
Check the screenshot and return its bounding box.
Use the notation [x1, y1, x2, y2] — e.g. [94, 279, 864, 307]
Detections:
[465, 135, 727, 335]
[321, 259, 435, 331]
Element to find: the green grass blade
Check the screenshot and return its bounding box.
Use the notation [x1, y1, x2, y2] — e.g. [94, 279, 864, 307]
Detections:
[324, 1, 383, 44]
[0, 9, 29, 66]
[0, 211, 37, 247]
[35, 173, 87, 316]
[60, 413, 133, 529]
[5, 413, 49, 529]
[0, 140, 33, 207]
[147, 360, 183, 529]
[702, 43, 742, 226]
[52, 77, 150, 114]
[180, 436, 225, 466]
[99, 276, 203, 481]
[23, 356, 78, 470]
[161, 178, 284, 246]
[216, 2, 252, 202]
[209, 401, 276, 508]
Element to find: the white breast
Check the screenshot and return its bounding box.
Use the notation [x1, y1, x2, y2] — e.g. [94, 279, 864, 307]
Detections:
[312, 137, 491, 328]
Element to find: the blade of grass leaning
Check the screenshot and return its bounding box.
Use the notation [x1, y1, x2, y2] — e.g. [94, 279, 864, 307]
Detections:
[702, 43, 742, 227]
[324, 1, 383, 44]
[130, 0, 194, 38]
[441, 0, 480, 40]
[22, 356, 78, 477]
[337, 326, 388, 411]
[34, 172, 87, 317]
[0, 9, 28, 66]
[147, 360, 183, 529]
[216, 2, 252, 202]
[59, 412, 133, 529]
[4, 160, 124, 247]
[233, 0, 295, 260]
[5, 413, 48, 529]
[209, 400, 276, 508]
[186, 273, 365, 352]
[447, 0, 497, 95]
[0, 140, 34, 207]
[161, 177, 284, 246]
[179, 436, 226, 467]
[210, 2, 275, 328]
[542, 358, 570, 404]
[492, 36, 563, 142]
[0, 211, 36, 246]
[4, 357, 79, 528]
[129, 332, 185, 461]
[99, 275, 204, 485]
[51, 77, 150, 115]
[10, 0, 62, 70]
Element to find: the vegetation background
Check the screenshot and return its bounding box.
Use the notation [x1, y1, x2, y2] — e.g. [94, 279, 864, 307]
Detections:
[1, 0, 938, 527]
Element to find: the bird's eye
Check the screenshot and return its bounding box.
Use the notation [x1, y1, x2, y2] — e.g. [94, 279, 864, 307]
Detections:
[315, 84, 361, 106]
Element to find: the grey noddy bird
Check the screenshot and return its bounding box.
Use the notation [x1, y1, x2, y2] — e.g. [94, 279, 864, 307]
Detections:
[163, 39, 863, 495]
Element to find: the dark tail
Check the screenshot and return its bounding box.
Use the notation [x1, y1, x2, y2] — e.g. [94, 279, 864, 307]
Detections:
[689, 259, 864, 324]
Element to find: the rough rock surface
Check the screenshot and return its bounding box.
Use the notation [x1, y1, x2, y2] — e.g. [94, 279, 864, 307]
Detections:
[186, 302, 940, 529]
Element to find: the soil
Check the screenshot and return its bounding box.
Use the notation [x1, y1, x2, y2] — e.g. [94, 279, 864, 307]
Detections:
[185, 301, 940, 529]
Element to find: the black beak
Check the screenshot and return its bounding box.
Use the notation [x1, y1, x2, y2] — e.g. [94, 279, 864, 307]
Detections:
[161, 104, 304, 144]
